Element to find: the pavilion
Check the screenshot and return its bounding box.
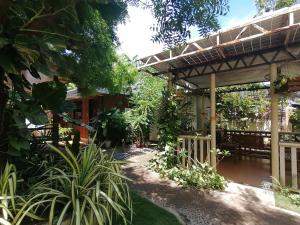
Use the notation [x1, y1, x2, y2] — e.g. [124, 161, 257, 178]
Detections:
[138, 5, 300, 189]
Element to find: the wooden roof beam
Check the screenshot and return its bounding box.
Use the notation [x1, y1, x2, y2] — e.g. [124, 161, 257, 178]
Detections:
[252, 23, 268, 33]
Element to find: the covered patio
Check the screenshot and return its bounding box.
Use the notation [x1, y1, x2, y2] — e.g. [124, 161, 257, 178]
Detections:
[138, 5, 300, 189]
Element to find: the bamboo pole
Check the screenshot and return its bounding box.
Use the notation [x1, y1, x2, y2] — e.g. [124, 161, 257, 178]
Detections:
[270, 63, 279, 182]
[210, 73, 217, 169]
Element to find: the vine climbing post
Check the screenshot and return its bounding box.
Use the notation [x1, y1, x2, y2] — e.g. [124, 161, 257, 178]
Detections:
[270, 63, 280, 183]
[210, 73, 217, 169]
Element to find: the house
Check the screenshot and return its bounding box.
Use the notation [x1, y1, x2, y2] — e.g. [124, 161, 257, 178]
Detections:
[65, 89, 129, 143]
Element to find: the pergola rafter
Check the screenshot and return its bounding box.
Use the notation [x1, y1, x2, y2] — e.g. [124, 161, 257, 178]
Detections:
[172, 47, 297, 82]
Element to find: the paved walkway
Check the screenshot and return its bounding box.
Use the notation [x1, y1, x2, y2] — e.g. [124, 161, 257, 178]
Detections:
[123, 148, 300, 225]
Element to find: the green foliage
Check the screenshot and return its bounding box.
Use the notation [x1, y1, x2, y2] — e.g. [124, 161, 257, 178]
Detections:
[273, 179, 300, 208]
[0, 0, 232, 159]
[149, 146, 227, 190]
[58, 126, 73, 140]
[290, 108, 300, 131]
[91, 109, 128, 146]
[0, 0, 127, 157]
[0, 163, 43, 225]
[217, 90, 270, 130]
[28, 142, 132, 225]
[141, 0, 229, 46]
[157, 89, 194, 150]
[255, 0, 296, 14]
[111, 55, 139, 94]
[32, 81, 67, 112]
[125, 73, 165, 145]
[2, 141, 132, 225]
[0, 163, 17, 223]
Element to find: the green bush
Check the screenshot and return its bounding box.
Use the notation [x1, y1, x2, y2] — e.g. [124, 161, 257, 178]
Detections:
[91, 109, 127, 146]
[125, 73, 165, 146]
[273, 179, 300, 207]
[149, 146, 227, 191]
[157, 89, 194, 150]
[1, 141, 132, 225]
[0, 163, 43, 225]
[29, 142, 132, 225]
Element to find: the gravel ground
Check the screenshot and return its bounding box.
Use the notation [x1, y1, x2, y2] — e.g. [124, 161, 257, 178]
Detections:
[123, 147, 300, 225]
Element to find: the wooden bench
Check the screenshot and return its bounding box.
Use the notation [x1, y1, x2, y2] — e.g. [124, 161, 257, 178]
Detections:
[217, 130, 271, 159]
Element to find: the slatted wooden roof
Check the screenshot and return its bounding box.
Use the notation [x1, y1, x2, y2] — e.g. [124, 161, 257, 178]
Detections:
[138, 5, 300, 89]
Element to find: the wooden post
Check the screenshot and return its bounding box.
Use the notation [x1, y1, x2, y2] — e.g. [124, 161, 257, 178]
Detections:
[200, 95, 206, 135]
[167, 74, 174, 90]
[210, 73, 217, 169]
[81, 98, 89, 143]
[52, 76, 60, 147]
[194, 96, 200, 130]
[270, 63, 279, 182]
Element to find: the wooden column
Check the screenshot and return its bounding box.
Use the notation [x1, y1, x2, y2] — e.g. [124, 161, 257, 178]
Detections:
[81, 98, 89, 144]
[270, 63, 279, 182]
[210, 73, 217, 169]
[194, 96, 200, 130]
[167, 74, 174, 90]
[200, 95, 206, 135]
[52, 76, 60, 147]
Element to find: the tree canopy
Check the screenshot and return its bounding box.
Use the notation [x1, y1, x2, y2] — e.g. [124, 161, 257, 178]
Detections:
[255, 0, 296, 15]
[133, 0, 229, 47]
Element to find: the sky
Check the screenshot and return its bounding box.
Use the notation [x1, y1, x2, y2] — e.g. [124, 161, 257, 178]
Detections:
[117, 0, 257, 59]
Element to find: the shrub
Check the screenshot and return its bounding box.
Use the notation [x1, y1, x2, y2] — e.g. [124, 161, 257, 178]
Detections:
[0, 163, 42, 225]
[149, 145, 227, 191]
[157, 89, 194, 150]
[273, 179, 300, 207]
[1, 141, 132, 225]
[29, 142, 132, 225]
[91, 109, 127, 146]
[125, 73, 165, 146]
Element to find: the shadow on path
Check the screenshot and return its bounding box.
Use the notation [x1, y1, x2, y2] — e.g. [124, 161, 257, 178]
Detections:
[123, 149, 300, 225]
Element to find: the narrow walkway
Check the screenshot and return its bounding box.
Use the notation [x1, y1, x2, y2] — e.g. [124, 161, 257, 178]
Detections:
[123, 148, 300, 225]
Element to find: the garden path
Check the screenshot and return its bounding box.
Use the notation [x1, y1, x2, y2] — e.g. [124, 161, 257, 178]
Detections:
[123, 147, 300, 225]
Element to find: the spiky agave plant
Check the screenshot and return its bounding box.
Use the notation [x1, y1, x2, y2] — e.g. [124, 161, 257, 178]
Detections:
[29, 141, 132, 225]
[0, 163, 17, 225]
[0, 163, 43, 225]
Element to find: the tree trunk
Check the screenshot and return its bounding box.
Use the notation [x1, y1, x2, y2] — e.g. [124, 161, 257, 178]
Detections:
[0, 67, 8, 168]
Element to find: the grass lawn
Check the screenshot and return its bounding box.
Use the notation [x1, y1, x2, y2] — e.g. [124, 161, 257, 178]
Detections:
[131, 192, 182, 225]
[275, 192, 300, 214]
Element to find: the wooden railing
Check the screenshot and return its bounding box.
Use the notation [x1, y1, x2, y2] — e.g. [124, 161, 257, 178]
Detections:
[279, 142, 300, 190]
[177, 135, 212, 168]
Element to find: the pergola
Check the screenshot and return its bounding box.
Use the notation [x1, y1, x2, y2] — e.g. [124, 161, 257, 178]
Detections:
[138, 5, 300, 189]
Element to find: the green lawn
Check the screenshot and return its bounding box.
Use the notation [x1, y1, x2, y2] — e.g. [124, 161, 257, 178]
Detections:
[131, 192, 182, 225]
[275, 192, 300, 214]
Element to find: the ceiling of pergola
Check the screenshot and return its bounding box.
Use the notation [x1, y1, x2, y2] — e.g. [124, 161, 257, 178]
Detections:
[138, 5, 300, 89]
